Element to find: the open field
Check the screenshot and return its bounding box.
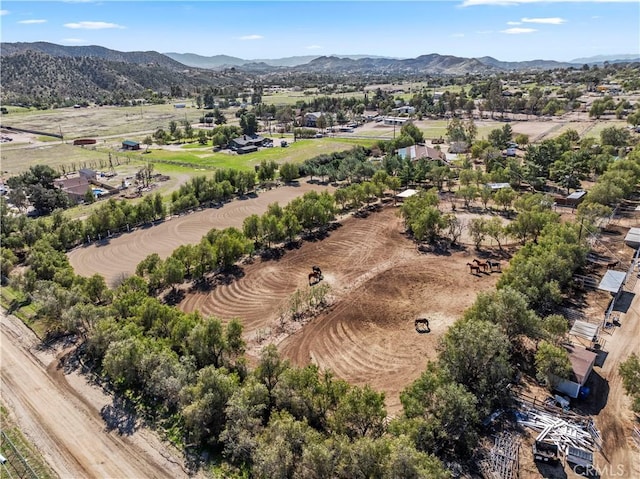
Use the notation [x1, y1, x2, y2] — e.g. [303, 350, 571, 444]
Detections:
[179, 206, 503, 414]
[1, 103, 203, 140]
[262, 90, 365, 106]
[1, 127, 374, 177]
[68, 182, 334, 286]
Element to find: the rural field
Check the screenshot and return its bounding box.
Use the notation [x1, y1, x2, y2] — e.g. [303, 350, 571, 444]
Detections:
[68, 182, 335, 286]
[179, 205, 503, 413]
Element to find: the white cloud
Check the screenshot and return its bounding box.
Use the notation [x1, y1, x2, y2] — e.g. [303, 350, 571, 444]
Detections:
[450, 33, 465, 38]
[507, 21, 522, 25]
[64, 21, 125, 30]
[0, 10, 9, 16]
[62, 38, 85, 44]
[237, 34, 263, 41]
[476, 30, 494, 34]
[522, 17, 566, 24]
[463, 0, 636, 5]
[501, 27, 537, 34]
[18, 19, 47, 24]
[306, 45, 322, 50]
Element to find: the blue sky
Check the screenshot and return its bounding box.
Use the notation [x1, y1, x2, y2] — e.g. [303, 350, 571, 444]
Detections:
[1, 1, 638, 62]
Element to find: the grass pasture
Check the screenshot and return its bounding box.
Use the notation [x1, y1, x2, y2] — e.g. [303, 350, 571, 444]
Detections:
[2, 103, 203, 140]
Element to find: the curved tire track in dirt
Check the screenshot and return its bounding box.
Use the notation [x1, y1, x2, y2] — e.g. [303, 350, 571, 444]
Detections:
[180, 207, 501, 413]
[68, 182, 332, 286]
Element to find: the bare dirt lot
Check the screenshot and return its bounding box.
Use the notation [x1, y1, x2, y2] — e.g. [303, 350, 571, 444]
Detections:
[68, 182, 333, 286]
[179, 206, 503, 414]
[0, 311, 199, 479]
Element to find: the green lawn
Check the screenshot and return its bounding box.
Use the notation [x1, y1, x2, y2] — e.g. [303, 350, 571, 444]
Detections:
[146, 137, 376, 170]
[262, 90, 366, 106]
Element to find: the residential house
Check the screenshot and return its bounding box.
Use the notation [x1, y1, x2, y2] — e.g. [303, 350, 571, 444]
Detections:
[393, 106, 416, 115]
[229, 135, 270, 153]
[54, 175, 91, 203]
[396, 144, 447, 163]
[304, 112, 325, 127]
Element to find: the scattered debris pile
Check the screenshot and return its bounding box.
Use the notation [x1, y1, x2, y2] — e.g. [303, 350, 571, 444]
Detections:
[479, 432, 520, 479]
[516, 403, 601, 468]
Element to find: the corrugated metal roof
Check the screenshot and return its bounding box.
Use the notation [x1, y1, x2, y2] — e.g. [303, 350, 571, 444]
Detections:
[625, 227, 640, 246]
[597, 270, 626, 293]
[569, 320, 599, 342]
[566, 191, 586, 200]
[396, 189, 418, 199]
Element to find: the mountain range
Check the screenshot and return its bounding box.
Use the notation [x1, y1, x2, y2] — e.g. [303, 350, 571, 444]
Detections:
[0, 42, 638, 104]
[165, 50, 638, 70]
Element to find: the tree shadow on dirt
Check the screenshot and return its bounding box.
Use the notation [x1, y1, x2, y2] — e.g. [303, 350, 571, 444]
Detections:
[191, 266, 245, 292]
[164, 288, 185, 306]
[260, 247, 285, 261]
[101, 396, 138, 435]
[416, 240, 453, 256]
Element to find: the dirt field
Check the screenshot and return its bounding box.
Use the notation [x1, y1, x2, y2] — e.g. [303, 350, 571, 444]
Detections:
[68, 182, 333, 286]
[0, 311, 199, 479]
[179, 206, 503, 414]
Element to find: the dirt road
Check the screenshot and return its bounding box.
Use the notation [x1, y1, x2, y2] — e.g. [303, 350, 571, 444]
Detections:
[0, 312, 197, 479]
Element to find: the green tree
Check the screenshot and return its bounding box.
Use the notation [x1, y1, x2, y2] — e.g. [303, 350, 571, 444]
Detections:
[181, 366, 240, 446]
[464, 286, 540, 343]
[330, 384, 386, 440]
[439, 319, 512, 411]
[400, 122, 424, 144]
[220, 377, 269, 464]
[240, 112, 259, 136]
[600, 126, 631, 148]
[280, 162, 300, 182]
[619, 353, 640, 413]
[399, 363, 480, 457]
[84, 273, 109, 304]
[535, 341, 572, 389]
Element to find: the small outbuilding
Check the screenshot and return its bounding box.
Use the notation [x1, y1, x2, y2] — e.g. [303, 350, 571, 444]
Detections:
[552, 344, 598, 399]
[624, 227, 640, 249]
[395, 189, 418, 202]
[122, 140, 140, 150]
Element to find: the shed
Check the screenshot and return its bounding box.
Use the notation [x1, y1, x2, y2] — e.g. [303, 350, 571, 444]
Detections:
[553, 345, 597, 399]
[569, 320, 599, 343]
[396, 189, 418, 200]
[625, 227, 640, 249]
[597, 270, 626, 294]
[486, 182, 511, 191]
[566, 191, 586, 203]
[122, 140, 140, 150]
